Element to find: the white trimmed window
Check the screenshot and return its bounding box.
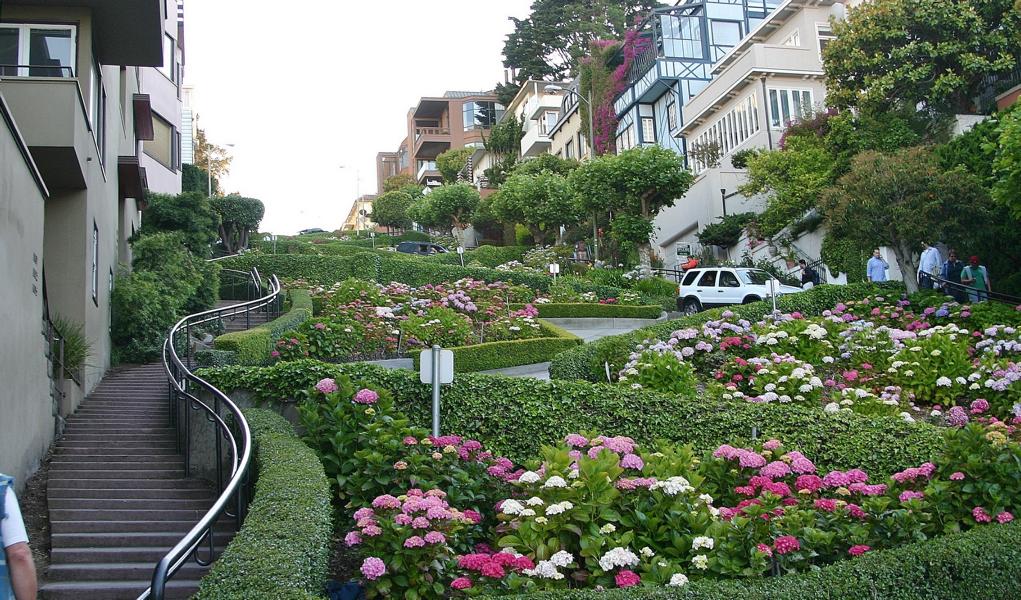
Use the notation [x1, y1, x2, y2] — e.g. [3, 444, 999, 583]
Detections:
[816, 24, 835, 59]
[768, 88, 813, 128]
[783, 29, 801, 47]
[688, 92, 760, 174]
[0, 23, 77, 77]
[641, 116, 656, 144]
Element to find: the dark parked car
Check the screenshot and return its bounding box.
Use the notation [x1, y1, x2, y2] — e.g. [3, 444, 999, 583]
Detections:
[298, 227, 326, 235]
[396, 241, 448, 256]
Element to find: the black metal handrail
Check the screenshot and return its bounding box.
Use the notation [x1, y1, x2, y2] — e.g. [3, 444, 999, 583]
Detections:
[930, 274, 1021, 307]
[139, 268, 282, 600]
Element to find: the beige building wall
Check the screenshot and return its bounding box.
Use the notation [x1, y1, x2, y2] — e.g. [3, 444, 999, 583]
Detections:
[0, 94, 54, 490]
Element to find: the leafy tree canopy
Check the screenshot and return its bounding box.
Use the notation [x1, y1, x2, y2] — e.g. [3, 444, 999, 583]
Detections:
[511, 152, 580, 178]
[818, 146, 989, 292]
[192, 128, 233, 189]
[382, 173, 417, 193]
[410, 184, 480, 234]
[492, 171, 581, 245]
[436, 147, 475, 182]
[138, 191, 219, 256]
[371, 190, 415, 231]
[992, 106, 1021, 218]
[824, 0, 1021, 115]
[181, 163, 215, 195]
[211, 194, 265, 253]
[501, 0, 662, 82]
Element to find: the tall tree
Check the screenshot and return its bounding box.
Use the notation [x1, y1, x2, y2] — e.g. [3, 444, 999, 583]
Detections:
[500, 0, 662, 86]
[818, 146, 988, 292]
[211, 194, 264, 254]
[382, 173, 416, 193]
[824, 0, 1021, 115]
[192, 128, 233, 193]
[371, 190, 415, 232]
[492, 171, 580, 245]
[436, 147, 475, 182]
[138, 191, 220, 256]
[482, 114, 525, 186]
[409, 184, 480, 243]
[570, 146, 692, 265]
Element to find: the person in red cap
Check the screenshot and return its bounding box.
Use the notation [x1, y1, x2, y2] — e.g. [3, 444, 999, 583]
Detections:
[960, 256, 990, 303]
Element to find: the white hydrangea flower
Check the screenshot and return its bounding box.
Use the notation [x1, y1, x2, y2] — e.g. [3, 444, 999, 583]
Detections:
[523, 560, 565, 580]
[900, 412, 915, 423]
[501, 499, 525, 515]
[668, 573, 689, 587]
[544, 501, 574, 516]
[520, 508, 536, 517]
[598, 547, 640, 572]
[526, 496, 544, 506]
[550, 550, 574, 568]
[599, 523, 616, 534]
[692, 536, 714, 551]
[824, 402, 841, 414]
[651, 476, 693, 496]
[692, 554, 709, 570]
[640, 546, 655, 558]
[567, 469, 580, 479]
[543, 476, 568, 488]
[518, 471, 541, 484]
[936, 376, 952, 387]
[698, 493, 714, 505]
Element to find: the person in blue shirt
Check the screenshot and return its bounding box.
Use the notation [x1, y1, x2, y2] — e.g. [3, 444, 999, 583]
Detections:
[866, 249, 889, 283]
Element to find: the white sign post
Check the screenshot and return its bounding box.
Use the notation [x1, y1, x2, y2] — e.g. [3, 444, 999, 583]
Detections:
[419, 346, 454, 437]
[769, 278, 778, 313]
[549, 262, 561, 284]
[370, 231, 376, 249]
[457, 246, 465, 268]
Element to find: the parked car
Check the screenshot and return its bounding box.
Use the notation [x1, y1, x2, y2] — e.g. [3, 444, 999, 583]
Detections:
[676, 267, 803, 315]
[396, 241, 449, 256]
[298, 227, 326, 235]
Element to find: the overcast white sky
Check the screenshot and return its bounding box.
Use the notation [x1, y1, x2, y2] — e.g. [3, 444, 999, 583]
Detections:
[184, 0, 534, 235]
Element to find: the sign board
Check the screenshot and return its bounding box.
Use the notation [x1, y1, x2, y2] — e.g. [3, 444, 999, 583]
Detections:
[675, 243, 693, 259]
[370, 231, 375, 238]
[456, 246, 465, 254]
[549, 263, 561, 274]
[419, 349, 454, 384]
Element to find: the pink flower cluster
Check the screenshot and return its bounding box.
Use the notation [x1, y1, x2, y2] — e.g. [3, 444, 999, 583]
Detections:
[347, 489, 472, 554]
[615, 477, 657, 491]
[457, 550, 534, 580]
[315, 377, 339, 394]
[890, 462, 936, 484]
[353, 388, 379, 404]
[615, 569, 641, 588]
[772, 535, 800, 555]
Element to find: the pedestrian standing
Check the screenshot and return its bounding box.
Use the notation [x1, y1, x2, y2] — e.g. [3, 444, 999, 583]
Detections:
[866, 249, 888, 283]
[918, 242, 942, 290]
[1, 474, 37, 600]
[961, 256, 991, 303]
[940, 250, 966, 302]
[573, 240, 590, 263]
[799, 259, 819, 289]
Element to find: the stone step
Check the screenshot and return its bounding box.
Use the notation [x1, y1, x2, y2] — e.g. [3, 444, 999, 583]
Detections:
[48, 478, 207, 490]
[50, 497, 211, 510]
[41, 578, 199, 600]
[47, 561, 207, 583]
[55, 441, 177, 450]
[47, 468, 185, 480]
[49, 486, 213, 500]
[52, 530, 232, 548]
[51, 453, 181, 462]
[58, 434, 178, 443]
[51, 518, 230, 534]
[53, 447, 179, 457]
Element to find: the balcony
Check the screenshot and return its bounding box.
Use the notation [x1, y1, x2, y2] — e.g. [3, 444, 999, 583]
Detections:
[413, 127, 451, 159]
[524, 94, 563, 121]
[679, 43, 822, 134]
[1, 76, 94, 189]
[520, 124, 551, 158]
[416, 161, 440, 184]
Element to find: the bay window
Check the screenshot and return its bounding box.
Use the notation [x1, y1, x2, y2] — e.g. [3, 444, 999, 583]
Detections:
[768, 88, 813, 128]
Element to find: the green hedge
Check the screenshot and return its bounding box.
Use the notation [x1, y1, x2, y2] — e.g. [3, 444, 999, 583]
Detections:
[486, 521, 1021, 600]
[430, 245, 531, 268]
[195, 409, 331, 599]
[408, 321, 581, 372]
[197, 360, 941, 478]
[511, 303, 664, 319]
[213, 289, 313, 365]
[549, 282, 904, 382]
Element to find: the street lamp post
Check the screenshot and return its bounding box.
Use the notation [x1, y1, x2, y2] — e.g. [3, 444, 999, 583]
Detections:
[545, 83, 599, 261]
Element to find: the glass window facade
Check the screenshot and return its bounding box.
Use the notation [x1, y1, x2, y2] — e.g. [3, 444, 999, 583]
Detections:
[462, 101, 505, 131]
[641, 116, 656, 144]
[0, 24, 76, 77]
[144, 113, 175, 169]
[689, 92, 760, 173]
[768, 88, 813, 128]
[710, 20, 742, 60]
[661, 14, 703, 59]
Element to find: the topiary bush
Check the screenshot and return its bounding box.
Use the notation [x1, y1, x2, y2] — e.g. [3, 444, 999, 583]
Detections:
[194, 409, 331, 599]
[197, 360, 942, 478]
[512, 303, 664, 319]
[408, 320, 582, 372]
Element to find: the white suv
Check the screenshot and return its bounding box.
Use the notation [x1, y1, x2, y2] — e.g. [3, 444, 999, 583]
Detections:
[676, 267, 803, 315]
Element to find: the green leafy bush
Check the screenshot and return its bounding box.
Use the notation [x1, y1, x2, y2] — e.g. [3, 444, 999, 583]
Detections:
[111, 271, 181, 363]
[213, 289, 313, 365]
[197, 360, 941, 478]
[194, 349, 239, 368]
[49, 315, 91, 373]
[408, 321, 581, 372]
[194, 409, 331, 599]
[549, 283, 903, 382]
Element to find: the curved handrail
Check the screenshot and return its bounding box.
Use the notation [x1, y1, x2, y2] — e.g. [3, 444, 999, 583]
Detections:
[139, 269, 282, 600]
[930, 274, 1021, 307]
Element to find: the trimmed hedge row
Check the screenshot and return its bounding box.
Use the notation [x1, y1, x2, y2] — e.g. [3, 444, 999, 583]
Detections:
[549, 282, 904, 382]
[194, 409, 331, 600]
[408, 320, 582, 372]
[213, 289, 314, 365]
[512, 303, 664, 319]
[197, 360, 942, 478]
[483, 521, 1021, 600]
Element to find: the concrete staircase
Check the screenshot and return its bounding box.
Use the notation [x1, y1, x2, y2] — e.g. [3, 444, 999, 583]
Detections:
[216, 299, 273, 333]
[41, 363, 226, 599]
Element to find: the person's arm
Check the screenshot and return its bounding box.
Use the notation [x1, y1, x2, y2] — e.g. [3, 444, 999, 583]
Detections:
[6, 542, 37, 600]
[984, 267, 991, 292]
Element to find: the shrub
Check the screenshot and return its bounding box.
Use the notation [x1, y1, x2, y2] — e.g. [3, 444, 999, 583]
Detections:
[194, 349, 239, 368]
[213, 289, 313, 365]
[197, 360, 942, 478]
[194, 409, 331, 599]
[111, 271, 180, 362]
[408, 321, 582, 372]
[49, 315, 91, 373]
[549, 283, 903, 382]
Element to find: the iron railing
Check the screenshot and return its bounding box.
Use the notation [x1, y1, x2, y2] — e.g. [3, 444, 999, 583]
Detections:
[930, 274, 1021, 307]
[139, 267, 283, 600]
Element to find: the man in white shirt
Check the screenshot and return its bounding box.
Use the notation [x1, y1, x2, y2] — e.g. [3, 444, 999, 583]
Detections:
[1, 475, 37, 600]
[918, 242, 942, 290]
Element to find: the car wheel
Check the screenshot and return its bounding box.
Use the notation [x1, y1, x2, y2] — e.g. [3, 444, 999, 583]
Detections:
[742, 296, 761, 304]
[682, 298, 702, 316]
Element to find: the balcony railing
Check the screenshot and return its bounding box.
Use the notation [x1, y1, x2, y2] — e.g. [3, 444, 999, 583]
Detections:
[414, 127, 450, 142]
[416, 161, 438, 180]
[0, 64, 74, 78]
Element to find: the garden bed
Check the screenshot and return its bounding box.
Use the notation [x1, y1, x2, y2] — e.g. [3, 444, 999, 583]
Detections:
[408, 320, 581, 372]
[207, 289, 313, 366]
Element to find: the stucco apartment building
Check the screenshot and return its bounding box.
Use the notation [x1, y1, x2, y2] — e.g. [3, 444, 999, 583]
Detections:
[0, 0, 172, 488]
[374, 90, 503, 192]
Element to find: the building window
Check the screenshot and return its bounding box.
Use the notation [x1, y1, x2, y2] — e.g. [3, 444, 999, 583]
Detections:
[0, 24, 76, 77]
[710, 20, 742, 60]
[109, 267, 114, 292]
[641, 116, 656, 144]
[463, 101, 505, 131]
[616, 115, 636, 152]
[91, 222, 99, 305]
[144, 113, 175, 169]
[816, 24, 835, 59]
[660, 14, 703, 59]
[689, 92, 760, 173]
[564, 139, 574, 159]
[768, 88, 813, 128]
[783, 30, 801, 47]
[540, 110, 558, 136]
[90, 58, 106, 164]
[158, 33, 176, 82]
[667, 98, 677, 131]
[578, 131, 587, 157]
